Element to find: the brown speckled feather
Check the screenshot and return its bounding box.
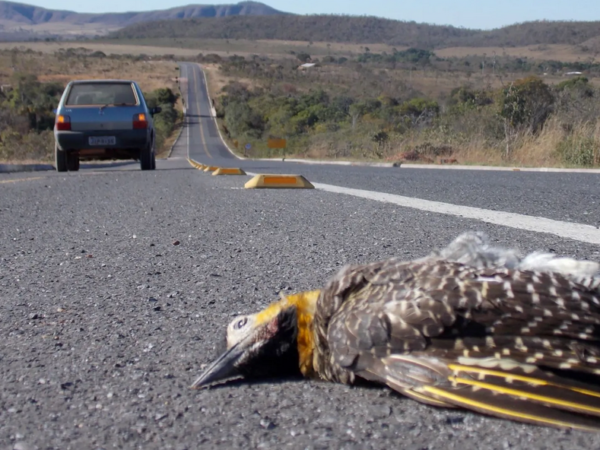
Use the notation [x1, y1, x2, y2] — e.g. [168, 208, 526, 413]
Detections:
[312, 259, 600, 430]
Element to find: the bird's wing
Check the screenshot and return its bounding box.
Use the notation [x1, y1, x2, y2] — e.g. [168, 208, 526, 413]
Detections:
[319, 259, 600, 431]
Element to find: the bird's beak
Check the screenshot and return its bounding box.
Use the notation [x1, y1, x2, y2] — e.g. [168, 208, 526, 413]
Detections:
[190, 311, 285, 389]
[191, 303, 302, 389]
[190, 339, 248, 389]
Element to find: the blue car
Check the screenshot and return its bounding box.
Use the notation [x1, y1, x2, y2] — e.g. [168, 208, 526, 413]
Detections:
[54, 79, 161, 172]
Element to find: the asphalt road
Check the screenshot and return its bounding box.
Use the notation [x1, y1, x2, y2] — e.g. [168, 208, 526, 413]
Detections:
[1, 63, 600, 450]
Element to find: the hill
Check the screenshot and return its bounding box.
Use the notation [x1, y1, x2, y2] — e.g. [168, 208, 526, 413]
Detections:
[2, 1, 600, 48]
[108, 15, 600, 49]
[0, 1, 287, 38]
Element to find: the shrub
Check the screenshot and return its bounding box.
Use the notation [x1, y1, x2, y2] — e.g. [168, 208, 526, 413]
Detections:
[497, 76, 554, 133]
[555, 136, 599, 167]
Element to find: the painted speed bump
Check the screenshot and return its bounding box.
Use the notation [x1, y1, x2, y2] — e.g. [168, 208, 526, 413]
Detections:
[244, 174, 314, 189]
[212, 168, 247, 176]
[189, 160, 207, 170]
[204, 166, 219, 172]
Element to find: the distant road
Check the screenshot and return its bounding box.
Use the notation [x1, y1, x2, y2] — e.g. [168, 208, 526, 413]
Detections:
[179, 62, 239, 163]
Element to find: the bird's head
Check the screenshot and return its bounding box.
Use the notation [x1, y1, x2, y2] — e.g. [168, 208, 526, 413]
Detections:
[191, 290, 321, 389]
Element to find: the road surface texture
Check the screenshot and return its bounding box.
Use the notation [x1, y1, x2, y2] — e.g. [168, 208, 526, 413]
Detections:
[1, 63, 600, 450]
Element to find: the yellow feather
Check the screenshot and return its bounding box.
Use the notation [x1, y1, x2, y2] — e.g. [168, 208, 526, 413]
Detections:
[449, 376, 600, 415]
[448, 364, 600, 399]
[421, 386, 600, 432]
[254, 290, 320, 377]
[289, 290, 320, 377]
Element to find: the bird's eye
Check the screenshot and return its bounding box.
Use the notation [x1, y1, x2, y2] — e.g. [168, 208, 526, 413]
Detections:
[234, 317, 248, 330]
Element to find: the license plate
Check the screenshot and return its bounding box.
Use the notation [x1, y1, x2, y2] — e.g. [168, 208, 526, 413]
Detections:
[89, 136, 116, 146]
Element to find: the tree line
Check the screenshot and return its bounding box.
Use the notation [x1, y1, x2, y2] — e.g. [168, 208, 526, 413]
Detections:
[108, 15, 600, 49]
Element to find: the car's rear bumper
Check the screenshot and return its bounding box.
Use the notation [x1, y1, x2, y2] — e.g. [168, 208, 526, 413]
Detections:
[55, 129, 149, 151]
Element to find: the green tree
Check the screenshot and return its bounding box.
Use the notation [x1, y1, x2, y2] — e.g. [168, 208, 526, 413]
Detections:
[398, 98, 439, 127]
[498, 76, 554, 134]
[296, 53, 311, 63]
[555, 76, 593, 98]
[348, 99, 382, 129]
[224, 100, 264, 138]
[4, 74, 62, 130]
[145, 87, 178, 108]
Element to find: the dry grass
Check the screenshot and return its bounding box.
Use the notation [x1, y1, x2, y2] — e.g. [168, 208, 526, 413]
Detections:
[46, 37, 399, 57]
[156, 122, 184, 159]
[0, 40, 294, 61]
[0, 50, 180, 93]
[437, 44, 599, 63]
[0, 38, 600, 78]
[509, 118, 600, 167]
[374, 118, 600, 168]
[0, 20, 119, 36]
[93, 38, 400, 59]
[202, 63, 258, 95]
[0, 39, 395, 61]
[7, 39, 598, 65]
[0, 42, 202, 57]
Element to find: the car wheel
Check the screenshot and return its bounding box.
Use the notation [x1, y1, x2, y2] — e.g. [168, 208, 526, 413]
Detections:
[67, 153, 80, 172]
[55, 144, 68, 172]
[140, 144, 153, 171]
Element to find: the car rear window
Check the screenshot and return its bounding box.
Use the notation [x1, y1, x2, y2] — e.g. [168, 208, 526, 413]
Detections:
[66, 83, 138, 106]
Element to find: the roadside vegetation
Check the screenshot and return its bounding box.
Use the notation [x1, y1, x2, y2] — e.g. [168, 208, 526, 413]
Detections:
[0, 49, 182, 162]
[206, 53, 600, 167]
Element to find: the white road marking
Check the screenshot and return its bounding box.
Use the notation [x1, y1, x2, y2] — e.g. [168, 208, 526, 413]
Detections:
[310, 182, 600, 245]
[246, 169, 599, 245]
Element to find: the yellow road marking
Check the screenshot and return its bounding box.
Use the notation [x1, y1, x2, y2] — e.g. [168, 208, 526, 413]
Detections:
[212, 168, 246, 175]
[244, 174, 314, 189]
[263, 176, 299, 184]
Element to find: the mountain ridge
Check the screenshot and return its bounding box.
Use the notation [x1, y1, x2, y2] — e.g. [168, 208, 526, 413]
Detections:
[0, 0, 287, 37]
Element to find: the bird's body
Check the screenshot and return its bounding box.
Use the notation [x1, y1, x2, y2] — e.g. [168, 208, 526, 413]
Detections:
[192, 232, 600, 431]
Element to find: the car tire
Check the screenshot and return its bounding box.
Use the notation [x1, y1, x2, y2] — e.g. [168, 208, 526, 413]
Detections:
[140, 143, 155, 171]
[151, 140, 156, 170]
[67, 153, 80, 172]
[55, 144, 68, 172]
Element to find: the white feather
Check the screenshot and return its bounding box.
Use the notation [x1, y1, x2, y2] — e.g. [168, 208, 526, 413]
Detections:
[422, 232, 600, 289]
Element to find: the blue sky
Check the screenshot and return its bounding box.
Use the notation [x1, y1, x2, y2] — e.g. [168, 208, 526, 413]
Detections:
[26, 0, 600, 30]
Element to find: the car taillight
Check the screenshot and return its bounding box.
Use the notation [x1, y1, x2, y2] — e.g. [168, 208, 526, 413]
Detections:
[133, 113, 147, 129]
[56, 115, 71, 131]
